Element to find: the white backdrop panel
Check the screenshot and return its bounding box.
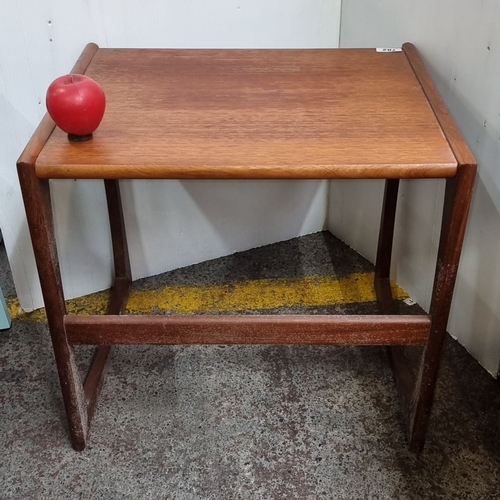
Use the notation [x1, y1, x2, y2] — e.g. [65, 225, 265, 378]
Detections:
[333, 0, 500, 375]
[0, 0, 341, 311]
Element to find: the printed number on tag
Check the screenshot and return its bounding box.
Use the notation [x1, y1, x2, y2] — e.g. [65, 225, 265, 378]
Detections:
[376, 48, 402, 53]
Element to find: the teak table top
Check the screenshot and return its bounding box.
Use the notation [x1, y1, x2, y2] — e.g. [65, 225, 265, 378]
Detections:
[35, 47, 457, 180]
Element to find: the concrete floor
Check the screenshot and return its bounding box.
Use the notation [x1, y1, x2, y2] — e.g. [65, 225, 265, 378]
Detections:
[1, 232, 500, 499]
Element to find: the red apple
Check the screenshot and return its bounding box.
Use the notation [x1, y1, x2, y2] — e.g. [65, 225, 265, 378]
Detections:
[46, 74, 106, 141]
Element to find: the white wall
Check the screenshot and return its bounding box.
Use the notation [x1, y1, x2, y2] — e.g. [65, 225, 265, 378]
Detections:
[0, 0, 341, 311]
[331, 0, 500, 375]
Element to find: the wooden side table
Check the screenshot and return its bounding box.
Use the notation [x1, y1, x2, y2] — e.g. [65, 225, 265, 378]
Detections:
[17, 43, 476, 452]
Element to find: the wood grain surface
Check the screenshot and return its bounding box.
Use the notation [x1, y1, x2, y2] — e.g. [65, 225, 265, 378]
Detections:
[35, 48, 457, 180]
[65, 314, 431, 346]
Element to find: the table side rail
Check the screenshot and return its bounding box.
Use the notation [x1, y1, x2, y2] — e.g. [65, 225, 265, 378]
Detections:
[402, 43, 476, 169]
[65, 314, 431, 346]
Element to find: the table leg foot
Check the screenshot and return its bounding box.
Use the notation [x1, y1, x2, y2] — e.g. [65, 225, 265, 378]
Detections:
[60, 347, 89, 452]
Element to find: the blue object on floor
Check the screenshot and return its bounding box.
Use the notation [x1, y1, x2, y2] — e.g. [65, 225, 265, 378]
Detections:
[0, 286, 11, 329]
[0, 230, 11, 329]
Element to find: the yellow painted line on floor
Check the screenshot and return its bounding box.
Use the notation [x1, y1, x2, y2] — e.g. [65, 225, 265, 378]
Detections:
[7, 272, 409, 322]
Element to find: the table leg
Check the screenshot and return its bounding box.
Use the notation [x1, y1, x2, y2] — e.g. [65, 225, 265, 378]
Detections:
[104, 180, 131, 286]
[375, 179, 399, 314]
[18, 172, 133, 450]
[17, 170, 88, 450]
[375, 170, 475, 452]
[81, 180, 131, 440]
[82, 180, 132, 421]
[374, 180, 418, 441]
[409, 165, 476, 452]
